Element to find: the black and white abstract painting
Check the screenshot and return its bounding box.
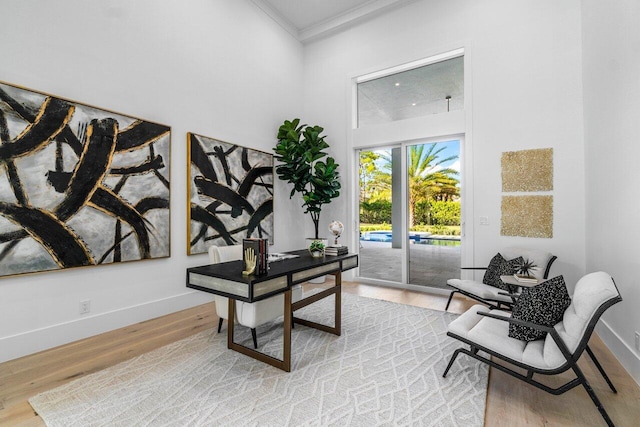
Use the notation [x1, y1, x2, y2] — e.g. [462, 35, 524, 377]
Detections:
[187, 133, 273, 255]
[0, 81, 171, 278]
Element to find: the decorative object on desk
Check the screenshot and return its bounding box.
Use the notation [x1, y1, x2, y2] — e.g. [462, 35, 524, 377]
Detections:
[273, 118, 341, 242]
[242, 248, 256, 276]
[325, 245, 348, 256]
[308, 239, 325, 257]
[243, 238, 268, 274]
[187, 133, 274, 255]
[0, 80, 171, 279]
[29, 294, 488, 427]
[328, 220, 344, 245]
[267, 252, 299, 262]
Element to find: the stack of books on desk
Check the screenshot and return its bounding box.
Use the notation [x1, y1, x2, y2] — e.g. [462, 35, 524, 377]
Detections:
[513, 273, 538, 283]
[325, 245, 348, 256]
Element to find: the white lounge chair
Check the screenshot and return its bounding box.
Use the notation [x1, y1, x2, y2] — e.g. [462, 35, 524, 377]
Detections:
[445, 247, 557, 311]
[443, 271, 622, 427]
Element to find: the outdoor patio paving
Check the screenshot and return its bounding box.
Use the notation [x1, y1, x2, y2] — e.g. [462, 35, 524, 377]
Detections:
[358, 240, 460, 289]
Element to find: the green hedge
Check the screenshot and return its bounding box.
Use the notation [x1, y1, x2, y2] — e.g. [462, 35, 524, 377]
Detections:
[360, 200, 392, 224]
[361, 200, 460, 226]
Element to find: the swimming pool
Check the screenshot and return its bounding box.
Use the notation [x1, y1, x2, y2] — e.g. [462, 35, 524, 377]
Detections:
[361, 230, 460, 246]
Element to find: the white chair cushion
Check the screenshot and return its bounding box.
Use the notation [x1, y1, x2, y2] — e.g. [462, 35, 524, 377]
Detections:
[210, 245, 244, 322]
[542, 271, 619, 368]
[237, 285, 303, 328]
[448, 305, 552, 370]
[209, 245, 243, 263]
[501, 247, 553, 280]
[447, 279, 513, 303]
[447, 304, 489, 339]
[208, 245, 304, 328]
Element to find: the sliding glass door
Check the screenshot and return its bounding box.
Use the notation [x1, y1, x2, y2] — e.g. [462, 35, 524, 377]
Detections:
[357, 139, 461, 289]
[358, 146, 402, 283]
[406, 140, 461, 288]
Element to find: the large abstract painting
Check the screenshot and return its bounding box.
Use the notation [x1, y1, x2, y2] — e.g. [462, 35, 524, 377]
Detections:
[187, 133, 273, 255]
[0, 81, 171, 278]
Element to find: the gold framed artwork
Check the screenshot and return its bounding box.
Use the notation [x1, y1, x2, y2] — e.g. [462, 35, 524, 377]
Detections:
[187, 133, 274, 255]
[0, 80, 171, 278]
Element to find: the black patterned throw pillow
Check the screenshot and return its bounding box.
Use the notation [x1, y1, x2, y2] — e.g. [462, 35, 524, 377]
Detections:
[508, 275, 572, 342]
[482, 253, 524, 291]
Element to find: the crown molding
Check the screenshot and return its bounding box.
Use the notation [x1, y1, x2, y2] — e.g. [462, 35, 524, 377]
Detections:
[250, 0, 300, 40]
[252, 0, 417, 44]
[299, 0, 416, 43]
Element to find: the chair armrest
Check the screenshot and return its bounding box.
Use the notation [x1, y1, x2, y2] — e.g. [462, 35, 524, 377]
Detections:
[543, 255, 558, 279]
[477, 311, 554, 334]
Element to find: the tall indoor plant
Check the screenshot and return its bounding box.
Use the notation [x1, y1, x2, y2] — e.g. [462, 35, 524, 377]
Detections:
[273, 118, 341, 247]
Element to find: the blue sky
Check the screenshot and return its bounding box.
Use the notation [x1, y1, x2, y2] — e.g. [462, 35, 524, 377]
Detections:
[368, 139, 460, 173]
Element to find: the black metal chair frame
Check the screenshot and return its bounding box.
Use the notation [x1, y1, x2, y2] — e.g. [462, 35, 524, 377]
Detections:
[445, 255, 558, 311]
[443, 283, 622, 427]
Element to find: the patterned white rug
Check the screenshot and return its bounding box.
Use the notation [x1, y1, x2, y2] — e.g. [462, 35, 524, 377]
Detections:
[29, 294, 488, 426]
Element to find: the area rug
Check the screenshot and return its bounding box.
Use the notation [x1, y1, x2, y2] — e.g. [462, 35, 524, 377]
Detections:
[29, 294, 488, 426]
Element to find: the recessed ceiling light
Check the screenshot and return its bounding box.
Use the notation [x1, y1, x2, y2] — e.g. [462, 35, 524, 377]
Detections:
[395, 82, 400, 87]
[411, 103, 416, 106]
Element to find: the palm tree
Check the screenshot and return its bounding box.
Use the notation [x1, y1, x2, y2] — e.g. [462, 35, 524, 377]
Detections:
[405, 143, 459, 227]
[362, 144, 459, 227]
[359, 150, 380, 203]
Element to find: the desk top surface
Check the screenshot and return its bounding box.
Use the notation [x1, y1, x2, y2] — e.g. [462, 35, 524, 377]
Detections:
[187, 249, 357, 284]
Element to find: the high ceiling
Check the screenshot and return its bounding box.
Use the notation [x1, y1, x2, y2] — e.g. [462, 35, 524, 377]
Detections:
[252, 0, 413, 42]
[252, 0, 464, 124]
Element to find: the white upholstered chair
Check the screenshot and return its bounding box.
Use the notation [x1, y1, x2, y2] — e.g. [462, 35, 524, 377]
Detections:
[443, 271, 622, 427]
[208, 245, 303, 349]
[445, 247, 557, 311]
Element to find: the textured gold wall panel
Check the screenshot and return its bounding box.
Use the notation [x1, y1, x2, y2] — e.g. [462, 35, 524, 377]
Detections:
[501, 195, 553, 238]
[501, 148, 553, 192]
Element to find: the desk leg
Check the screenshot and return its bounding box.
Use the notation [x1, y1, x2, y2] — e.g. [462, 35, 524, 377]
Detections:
[292, 271, 341, 336]
[227, 291, 292, 372]
[227, 298, 235, 349]
[335, 270, 341, 335]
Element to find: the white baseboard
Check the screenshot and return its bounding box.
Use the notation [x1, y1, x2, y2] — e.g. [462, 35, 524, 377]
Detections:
[0, 291, 213, 364]
[596, 320, 640, 387]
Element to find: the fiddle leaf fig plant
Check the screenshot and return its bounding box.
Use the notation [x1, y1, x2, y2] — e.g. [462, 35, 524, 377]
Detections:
[273, 118, 341, 239]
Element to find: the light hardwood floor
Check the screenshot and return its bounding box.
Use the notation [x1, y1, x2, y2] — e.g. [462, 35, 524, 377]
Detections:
[1, 282, 638, 426]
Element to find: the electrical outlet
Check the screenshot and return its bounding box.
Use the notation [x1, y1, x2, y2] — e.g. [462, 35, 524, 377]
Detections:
[479, 216, 489, 225]
[79, 300, 91, 315]
[635, 331, 640, 352]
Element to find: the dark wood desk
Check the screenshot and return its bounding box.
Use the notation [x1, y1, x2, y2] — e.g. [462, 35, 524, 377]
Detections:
[186, 250, 358, 371]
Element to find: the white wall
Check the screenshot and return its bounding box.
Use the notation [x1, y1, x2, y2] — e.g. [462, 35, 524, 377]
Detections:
[303, 0, 586, 285]
[582, 0, 640, 384]
[0, 0, 305, 362]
